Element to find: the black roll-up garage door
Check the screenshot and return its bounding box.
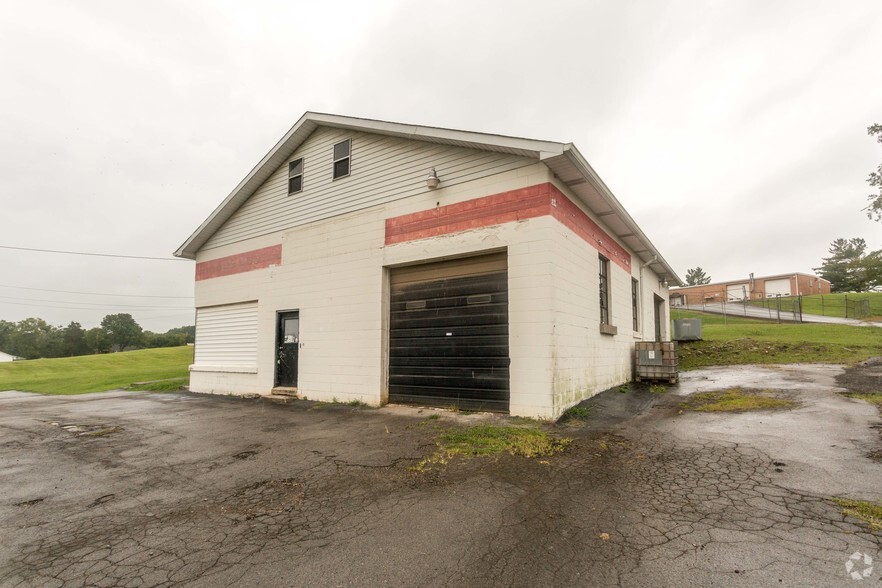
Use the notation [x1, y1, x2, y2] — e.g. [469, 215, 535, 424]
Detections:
[389, 253, 510, 413]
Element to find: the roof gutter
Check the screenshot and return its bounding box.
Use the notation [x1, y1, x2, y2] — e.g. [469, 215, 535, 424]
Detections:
[561, 144, 684, 287]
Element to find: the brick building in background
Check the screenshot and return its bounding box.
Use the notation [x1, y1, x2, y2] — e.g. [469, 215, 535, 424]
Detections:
[670, 272, 831, 306]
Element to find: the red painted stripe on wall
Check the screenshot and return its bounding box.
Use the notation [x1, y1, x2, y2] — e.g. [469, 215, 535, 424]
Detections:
[384, 183, 631, 271]
[195, 244, 282, 281]
[547, 190, 632, 272]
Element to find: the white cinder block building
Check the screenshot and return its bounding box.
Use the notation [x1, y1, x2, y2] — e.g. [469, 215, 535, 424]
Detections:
[176, 113, 682, 419]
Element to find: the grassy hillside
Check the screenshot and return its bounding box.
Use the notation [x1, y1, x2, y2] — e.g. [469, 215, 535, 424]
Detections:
[671, 310, 882, 370]
[0, 346, 193, 395]
[749, 292, 882, 319]
[800, 292, 882, 318]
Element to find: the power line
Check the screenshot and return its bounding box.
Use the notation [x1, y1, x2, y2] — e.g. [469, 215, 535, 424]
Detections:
[0, 298, 193, 311]
[0, 283, 193, 299]
[0, 296, 191, 310]
[0, 244, 188, 262]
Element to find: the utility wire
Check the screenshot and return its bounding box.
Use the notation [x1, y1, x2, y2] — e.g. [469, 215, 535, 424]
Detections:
[0, 244, 188, 262]
[0, 300, 194, 312]
[0, 295, 192, 310]
[0, 283, 193, 299]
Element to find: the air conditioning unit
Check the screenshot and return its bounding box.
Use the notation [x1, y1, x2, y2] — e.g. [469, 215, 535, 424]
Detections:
[672, 318, 702, 341]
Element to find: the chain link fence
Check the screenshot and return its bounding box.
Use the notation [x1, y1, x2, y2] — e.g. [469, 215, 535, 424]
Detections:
[674, 298, 802, 323]
[672, 292, 876, 323]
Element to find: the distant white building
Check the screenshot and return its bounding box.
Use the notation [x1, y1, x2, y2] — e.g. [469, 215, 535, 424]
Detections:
[0, 351, 22, 362]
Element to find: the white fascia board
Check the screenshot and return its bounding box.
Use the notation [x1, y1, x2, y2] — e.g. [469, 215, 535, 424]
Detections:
[175, 112, 317, 259]
[562, 144, 684, 286]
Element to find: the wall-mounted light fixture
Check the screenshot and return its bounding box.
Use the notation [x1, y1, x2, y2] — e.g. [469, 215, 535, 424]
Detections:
[425, 168, 440, 190]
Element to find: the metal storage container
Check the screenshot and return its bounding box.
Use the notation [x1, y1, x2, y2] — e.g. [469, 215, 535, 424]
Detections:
[635, 341, 678, 384]
[672, 318, 702, 341]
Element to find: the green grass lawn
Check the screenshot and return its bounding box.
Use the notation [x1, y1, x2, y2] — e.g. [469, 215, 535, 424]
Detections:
[672, 310, 882, 370]
[0, 346, 193, 394]
[801, 292, 882, 318]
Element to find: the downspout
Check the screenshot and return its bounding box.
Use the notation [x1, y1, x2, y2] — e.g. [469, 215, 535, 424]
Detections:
[639, 255, 658, 340]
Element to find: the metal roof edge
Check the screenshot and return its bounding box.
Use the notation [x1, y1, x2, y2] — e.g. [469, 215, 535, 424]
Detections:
[561, 144, 684, 287]
[305, 112, 566, 155]
[175, 112, 567, 258]
[175, 111, 317, 259]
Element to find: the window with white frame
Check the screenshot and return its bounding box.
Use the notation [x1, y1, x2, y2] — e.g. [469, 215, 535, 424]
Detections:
[332, 139, 351, 179]
[288, 158, 303, 194]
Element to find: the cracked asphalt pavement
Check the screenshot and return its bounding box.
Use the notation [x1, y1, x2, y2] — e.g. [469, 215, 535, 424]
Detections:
[1, 362, 881, 587]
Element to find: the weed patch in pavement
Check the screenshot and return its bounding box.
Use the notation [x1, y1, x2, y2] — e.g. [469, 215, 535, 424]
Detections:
[561, 406, 591, 421]
[412, 426, 571, 472]
[841, 392, 882, 408]
[680, 387, 797, 413]
[440, 426, 570, 458]
[832, 498, 882, 530]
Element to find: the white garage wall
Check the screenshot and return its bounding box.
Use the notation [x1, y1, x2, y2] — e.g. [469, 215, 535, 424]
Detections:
[546, 179, 670, 415]
[190, 148, 673, 418]
[191, 163, 561, 415]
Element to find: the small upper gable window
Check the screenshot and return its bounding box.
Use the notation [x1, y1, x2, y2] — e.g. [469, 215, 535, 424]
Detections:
[333, 139, 351, 179]
[288, 158, 303, 194]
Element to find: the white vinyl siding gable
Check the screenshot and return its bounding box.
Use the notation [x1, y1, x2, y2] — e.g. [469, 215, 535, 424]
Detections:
[201, 127, 535, 250]
[193, 302, 258, 372]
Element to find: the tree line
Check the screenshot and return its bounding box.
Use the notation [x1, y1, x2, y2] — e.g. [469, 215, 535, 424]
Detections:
[815, 238, 881, 293]
[0, 313, 194, 360]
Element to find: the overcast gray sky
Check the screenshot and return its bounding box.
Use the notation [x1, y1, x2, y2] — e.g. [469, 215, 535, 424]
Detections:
[2, 0, 880, 332]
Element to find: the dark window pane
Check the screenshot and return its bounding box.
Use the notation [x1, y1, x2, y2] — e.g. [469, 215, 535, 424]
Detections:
[333, 158, 350, 179]
[599, 256, 610, 325]
[333, 140, 350, 161]
[289, 158, 302, 176]
[288, 176, 302, 194]
[632, 279, 639, 331]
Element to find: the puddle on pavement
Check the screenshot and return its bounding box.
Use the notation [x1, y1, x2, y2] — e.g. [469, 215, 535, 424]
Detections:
[232, 449, 259, 460]
[836, 357, 882, 395]
[49, 422, 124, 437]
[14, 498, 45, 507]
[88, 494, 115, 508]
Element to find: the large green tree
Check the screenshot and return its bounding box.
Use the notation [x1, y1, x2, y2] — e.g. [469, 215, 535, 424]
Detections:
[8, 318, 57, 359]
[867, 123, 882, 222]
[0, 320, 14, 353]
[100, 313, 143, 351]
[685, 267, 712, 286]
[61, 321, 87, 357]
[815, 238, 880, 292]
[84, 327, 111, 354]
